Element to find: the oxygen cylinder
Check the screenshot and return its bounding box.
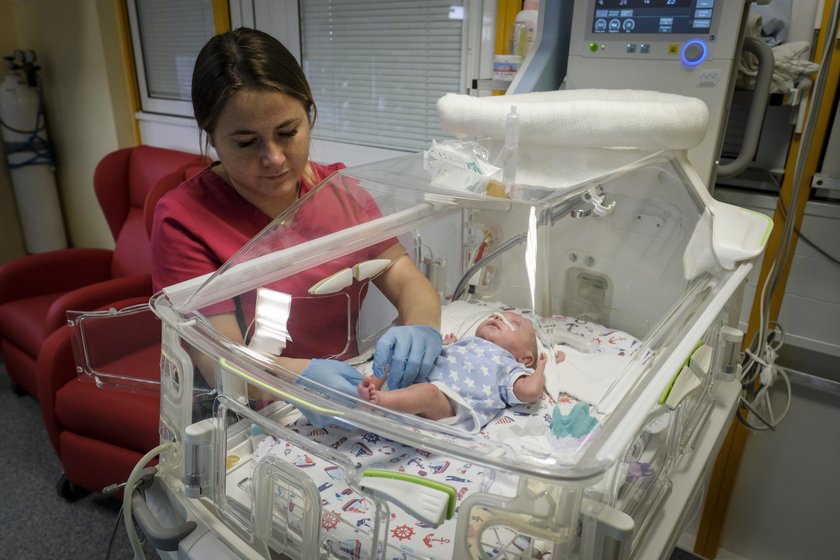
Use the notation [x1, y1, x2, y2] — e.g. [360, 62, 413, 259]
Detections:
[1, 50, 67, 253]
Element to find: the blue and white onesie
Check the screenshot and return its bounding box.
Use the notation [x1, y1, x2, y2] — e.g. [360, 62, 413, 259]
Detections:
[428, 336, 532, 433]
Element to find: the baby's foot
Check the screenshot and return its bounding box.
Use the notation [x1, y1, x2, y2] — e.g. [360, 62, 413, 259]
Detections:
[358, 377, 377, 401]
[368, 387, 383, 406]
[554, 350, 566, 364]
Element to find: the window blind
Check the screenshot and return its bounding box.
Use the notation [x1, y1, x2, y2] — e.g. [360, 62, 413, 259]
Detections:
[300, 0, 464, 152]
[134, 0, 215, 105]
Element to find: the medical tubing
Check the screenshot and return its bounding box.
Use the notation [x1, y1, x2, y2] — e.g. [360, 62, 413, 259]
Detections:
[453, 232, 527, 301]
[717, 37, 773, 178]
[0, 74, 57, 169]
[453, 193, 590, 300]
[123, 442, 176, 560]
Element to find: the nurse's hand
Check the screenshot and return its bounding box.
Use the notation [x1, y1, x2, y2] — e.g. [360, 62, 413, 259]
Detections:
[295, 359, 363, 428]
[372, 325, 442, 390]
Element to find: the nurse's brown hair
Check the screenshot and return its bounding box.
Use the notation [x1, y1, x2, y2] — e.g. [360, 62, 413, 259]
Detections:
[192, 27, 317, 135]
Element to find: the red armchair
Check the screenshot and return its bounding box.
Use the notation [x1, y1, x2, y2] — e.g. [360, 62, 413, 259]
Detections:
[37, 296, 162, 497]
[35, 160, 206, 497]
[0, 145, 205, 398]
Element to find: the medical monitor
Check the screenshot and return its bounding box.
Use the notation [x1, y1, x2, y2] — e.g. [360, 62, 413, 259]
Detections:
[578, 0, 730, 68]
[590, 0, 717, 36]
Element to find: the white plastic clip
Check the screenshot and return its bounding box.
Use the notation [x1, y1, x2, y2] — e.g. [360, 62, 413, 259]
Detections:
[586, 188, 615, 217]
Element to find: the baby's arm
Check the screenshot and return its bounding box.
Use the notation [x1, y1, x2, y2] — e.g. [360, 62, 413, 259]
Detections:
[512, 352, 547, 403]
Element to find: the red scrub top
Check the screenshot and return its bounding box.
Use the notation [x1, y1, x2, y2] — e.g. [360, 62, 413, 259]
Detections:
[151, 161, 396, 359]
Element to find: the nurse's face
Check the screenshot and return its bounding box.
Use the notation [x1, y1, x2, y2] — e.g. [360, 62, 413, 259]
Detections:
[210, 88, 311, 216]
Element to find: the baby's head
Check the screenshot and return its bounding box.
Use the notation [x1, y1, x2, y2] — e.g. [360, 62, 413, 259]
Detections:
[475, 311, 539, 367]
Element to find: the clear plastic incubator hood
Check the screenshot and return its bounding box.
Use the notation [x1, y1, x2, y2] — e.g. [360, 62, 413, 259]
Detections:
[141, 143, 770, 560]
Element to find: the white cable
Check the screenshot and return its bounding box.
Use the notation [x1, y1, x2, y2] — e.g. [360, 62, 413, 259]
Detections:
[123, 442, 176, 560]
[738, 318, 792, 431]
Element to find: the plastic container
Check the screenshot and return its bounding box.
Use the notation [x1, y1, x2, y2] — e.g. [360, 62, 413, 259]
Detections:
[512, 0, 540, 58]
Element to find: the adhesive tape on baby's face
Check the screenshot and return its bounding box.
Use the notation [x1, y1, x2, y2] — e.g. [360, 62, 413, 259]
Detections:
[492, 312, 517, 331]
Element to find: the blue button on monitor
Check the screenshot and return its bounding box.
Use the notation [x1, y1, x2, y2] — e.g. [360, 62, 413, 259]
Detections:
[680, 39, 708, 68]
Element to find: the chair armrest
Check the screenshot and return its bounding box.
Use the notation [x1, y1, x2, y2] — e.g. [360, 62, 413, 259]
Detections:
[45, 275, 153, 334]
[37, 325, 76, 455]
[0, 248, 114, 304]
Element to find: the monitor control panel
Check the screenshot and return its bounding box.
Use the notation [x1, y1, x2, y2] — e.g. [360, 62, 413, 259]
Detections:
[581, 0, 724, 68]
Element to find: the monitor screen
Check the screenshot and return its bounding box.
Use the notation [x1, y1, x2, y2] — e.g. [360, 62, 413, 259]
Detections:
[591, 0, 715, 35]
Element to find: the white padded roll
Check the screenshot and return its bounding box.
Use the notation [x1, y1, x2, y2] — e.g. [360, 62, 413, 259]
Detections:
[437, 89, 709, 150]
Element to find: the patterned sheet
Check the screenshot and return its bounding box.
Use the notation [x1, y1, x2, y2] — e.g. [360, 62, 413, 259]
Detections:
[249, 389, 594, 560]
[240, 303, 650, 559]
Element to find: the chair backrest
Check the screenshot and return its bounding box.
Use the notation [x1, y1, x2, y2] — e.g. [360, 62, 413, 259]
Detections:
[143, 163, 207, 238]
[94, 146, 206, 278]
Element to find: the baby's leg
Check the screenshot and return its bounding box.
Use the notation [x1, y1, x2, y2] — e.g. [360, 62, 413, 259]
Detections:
[372, 383, 455, 421]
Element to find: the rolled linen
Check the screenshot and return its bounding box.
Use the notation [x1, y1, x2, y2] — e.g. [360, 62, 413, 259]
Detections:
[437, 89, 709, 150]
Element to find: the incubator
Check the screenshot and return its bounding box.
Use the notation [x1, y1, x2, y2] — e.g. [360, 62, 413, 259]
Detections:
[102, 133, 773, 560]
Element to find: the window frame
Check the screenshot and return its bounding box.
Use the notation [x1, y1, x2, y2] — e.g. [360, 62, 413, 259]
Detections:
[126, 0, 217, 118]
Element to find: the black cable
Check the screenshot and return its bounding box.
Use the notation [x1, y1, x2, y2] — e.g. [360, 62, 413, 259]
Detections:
[105, 504, 124, 560]
[742, 165, 840, 267]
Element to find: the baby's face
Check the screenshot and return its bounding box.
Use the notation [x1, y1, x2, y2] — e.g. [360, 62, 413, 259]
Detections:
[475, 312, 535, 360]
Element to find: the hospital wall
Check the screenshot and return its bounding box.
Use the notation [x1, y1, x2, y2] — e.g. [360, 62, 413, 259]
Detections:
[0, 0, 133, 263]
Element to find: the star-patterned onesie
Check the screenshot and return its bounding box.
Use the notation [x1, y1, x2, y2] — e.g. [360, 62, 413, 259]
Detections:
[428, 336, 532, 433]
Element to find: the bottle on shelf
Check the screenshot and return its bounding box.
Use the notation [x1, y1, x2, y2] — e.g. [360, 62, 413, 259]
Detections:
[512, 0, 539, 59]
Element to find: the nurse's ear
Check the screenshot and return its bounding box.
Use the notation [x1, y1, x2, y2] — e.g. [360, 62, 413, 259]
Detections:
[201, 130, 215, 157]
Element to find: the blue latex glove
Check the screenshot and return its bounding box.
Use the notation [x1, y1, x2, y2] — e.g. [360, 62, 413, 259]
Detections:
[294, 358, 363, 428]
[372, 325, 442, 390]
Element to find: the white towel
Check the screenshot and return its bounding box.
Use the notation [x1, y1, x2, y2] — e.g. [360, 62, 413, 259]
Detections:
[436, 89, 709, 151]
[542, 344, 645, 415]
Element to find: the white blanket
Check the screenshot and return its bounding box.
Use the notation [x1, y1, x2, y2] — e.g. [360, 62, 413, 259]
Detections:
[542, 344, 648, 415]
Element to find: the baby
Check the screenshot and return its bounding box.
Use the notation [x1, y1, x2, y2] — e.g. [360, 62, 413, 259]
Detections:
[359, 311, 547, 432]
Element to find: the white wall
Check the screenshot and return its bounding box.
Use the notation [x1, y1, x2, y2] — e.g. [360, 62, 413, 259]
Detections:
[1, 0, 134, 257]
[0, 0, 26, 263]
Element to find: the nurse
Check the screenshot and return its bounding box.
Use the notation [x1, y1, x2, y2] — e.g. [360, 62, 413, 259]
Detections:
[150, 27, 442, 399]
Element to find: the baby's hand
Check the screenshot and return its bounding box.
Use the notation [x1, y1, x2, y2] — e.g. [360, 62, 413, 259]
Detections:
[443, 332, 458, 344]
[554, 350, 566, 364]
[538, 352, 548, 367]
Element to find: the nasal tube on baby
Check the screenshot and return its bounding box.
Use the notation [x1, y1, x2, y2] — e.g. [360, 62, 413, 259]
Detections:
[492, 312, 517, 331]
